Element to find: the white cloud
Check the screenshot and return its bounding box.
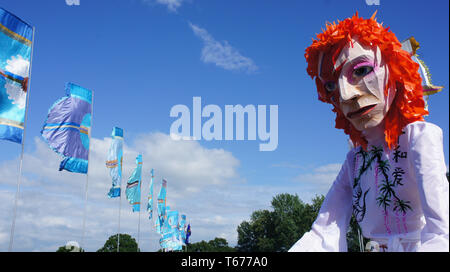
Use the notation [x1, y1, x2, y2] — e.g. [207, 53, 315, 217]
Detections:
[271, 162, 303, 169]
[293, 163, 342, 194]
[189, 22, 258, 73]
[0, 132, 247, 251]
[5, 55, 29, 78]
[142, 0, 186, 13]
[4, 55, 29, 109]
[314, 163, 342, 173]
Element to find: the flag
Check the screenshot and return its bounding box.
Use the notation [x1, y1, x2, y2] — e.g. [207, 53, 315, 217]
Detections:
[185, 223, 191, 245]
[160, 210, 182, 251]
[179, 214, 187, 245]
[126, 154, 142, 212]
[155, 179, 167, 234]
[147, 169, 154, 219]
[106, 127, 123, 198]
[41, 82, 93, 173]
[161, 206, 172, 235]
[0, 8, 33, 144]
[168, 210, 182, 251]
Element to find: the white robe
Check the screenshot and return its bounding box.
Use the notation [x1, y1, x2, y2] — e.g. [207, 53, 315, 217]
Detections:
[289, 121, 449, 252]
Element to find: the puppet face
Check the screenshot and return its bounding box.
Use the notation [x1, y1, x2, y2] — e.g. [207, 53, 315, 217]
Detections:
[319, 40, 394, 132]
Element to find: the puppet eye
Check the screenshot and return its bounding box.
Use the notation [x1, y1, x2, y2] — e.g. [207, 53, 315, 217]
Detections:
[324, 81, 337, 93]
[353, 66, 373, 78]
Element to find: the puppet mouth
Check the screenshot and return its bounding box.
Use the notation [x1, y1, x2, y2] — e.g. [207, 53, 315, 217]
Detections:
[347, 104, 377, 119]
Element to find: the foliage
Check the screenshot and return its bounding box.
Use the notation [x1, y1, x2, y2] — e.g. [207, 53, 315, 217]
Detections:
[185, 237, 236, 252]
[97, 233, 140, 252]
[346, 215, 369, 252]
[236, 193, 364, 252]
[56, 245, 85, 252]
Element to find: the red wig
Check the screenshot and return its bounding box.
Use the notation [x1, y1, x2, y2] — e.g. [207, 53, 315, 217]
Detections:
[305, 12, 428, 150]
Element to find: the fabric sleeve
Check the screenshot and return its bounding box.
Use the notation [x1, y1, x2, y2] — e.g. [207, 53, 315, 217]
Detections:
[407, 122, 449, 252]
[288, 152, 354, 252]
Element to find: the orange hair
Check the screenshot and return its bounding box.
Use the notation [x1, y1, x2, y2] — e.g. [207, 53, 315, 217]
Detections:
[305, 12, 428, 150]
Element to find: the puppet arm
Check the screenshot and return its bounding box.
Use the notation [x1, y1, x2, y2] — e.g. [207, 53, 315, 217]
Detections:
[288, 152, 354, 252]
[408, 121, 449, 252]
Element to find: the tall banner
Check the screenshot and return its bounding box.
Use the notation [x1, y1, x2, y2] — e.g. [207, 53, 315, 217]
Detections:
[185, 223, 191, 245]
[147, 169, 154, 219]
[41, 83, 93, 173]
[179, 214, 187, 245]
[160, 210, 182, 251]
[0, 8, 34, 144]
[155, 179, 167, 234]
[126, 154, 142, 212]
[106, 127, 123, 198]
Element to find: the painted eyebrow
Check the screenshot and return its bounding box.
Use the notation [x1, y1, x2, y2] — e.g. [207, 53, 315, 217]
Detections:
[339, 55, 375, 78]
[353, 61, 374, 69]
[345, 55, 374, 69]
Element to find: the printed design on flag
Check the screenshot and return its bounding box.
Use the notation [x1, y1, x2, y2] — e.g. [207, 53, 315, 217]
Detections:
[0, 8, 33, 144]
[0, 18, 32, 46]
[127, 180, 139, 189]
[2, 55, 29, 109]
[106, 159, 118, 168]
[126, 154, 142, 212]
[160, 210, 183, 251]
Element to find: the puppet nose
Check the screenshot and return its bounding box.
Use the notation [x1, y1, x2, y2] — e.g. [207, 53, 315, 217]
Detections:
[339, 81, 364, 103]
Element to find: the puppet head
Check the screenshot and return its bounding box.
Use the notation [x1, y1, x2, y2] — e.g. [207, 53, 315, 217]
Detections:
[305, 12, 428, 150]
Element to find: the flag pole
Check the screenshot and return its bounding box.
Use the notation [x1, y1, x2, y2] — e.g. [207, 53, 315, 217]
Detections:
[150, 170, 154, 252]
[137, 174, 142, 252]
[80, 89, 94, 252]
[117, 187, 122, 252]
[8, 26, 35, 252]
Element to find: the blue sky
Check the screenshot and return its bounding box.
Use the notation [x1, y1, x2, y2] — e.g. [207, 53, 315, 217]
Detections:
[0, 0, 448, 251]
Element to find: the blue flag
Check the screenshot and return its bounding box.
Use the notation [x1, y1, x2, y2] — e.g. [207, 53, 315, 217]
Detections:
[106, 127, 123, 198]
[186, 223, 191, 245]
[126, 154, 142, 212]
[147, 169, 154, 219]
[161, 206, 172, 235]
[155, 179, 167, 234]
[179, 214, 187, 245]
[160, 210, 182, 251]
[41, 83, 93, 174]
[0, 8, 33, 144]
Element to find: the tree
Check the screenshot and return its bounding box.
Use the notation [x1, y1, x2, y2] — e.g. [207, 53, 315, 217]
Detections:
[236, 193, 364, 252]
[346, 215, 369, 252]
[56, 245, 85, 252]
[185, 237, 236, 252]
[97, 233, 140, 252]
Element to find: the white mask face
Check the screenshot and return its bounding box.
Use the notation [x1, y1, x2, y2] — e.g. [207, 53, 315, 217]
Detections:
[331, 40, 394, 132]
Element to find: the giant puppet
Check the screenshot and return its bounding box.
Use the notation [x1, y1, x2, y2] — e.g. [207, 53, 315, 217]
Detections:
[289, 13, 449, 252]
